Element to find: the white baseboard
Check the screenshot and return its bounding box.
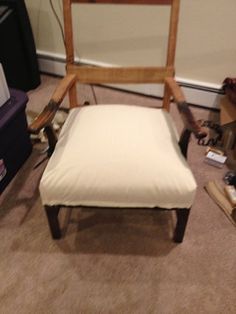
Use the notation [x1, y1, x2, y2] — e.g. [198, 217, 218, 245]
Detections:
[37, 50, 223, 109]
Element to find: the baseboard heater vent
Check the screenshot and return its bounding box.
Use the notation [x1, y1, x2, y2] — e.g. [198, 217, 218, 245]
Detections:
[37, 50, 223, 109]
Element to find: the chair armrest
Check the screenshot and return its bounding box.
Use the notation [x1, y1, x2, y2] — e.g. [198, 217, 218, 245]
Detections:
[165, 77, 207, 139]
[28, 74, 77, 134]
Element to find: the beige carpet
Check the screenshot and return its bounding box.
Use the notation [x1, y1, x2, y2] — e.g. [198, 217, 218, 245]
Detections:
[0, 75, 235, 314]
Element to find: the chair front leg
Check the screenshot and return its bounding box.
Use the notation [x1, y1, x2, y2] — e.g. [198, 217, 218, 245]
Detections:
[173, 208, 190, 243]
[45, 205, 61, 239]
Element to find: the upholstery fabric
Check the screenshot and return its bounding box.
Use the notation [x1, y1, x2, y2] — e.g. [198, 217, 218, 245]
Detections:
[40, 105, 197, 208]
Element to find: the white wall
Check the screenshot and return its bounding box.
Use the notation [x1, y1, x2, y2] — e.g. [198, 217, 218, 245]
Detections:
[25, 0, 236, 86]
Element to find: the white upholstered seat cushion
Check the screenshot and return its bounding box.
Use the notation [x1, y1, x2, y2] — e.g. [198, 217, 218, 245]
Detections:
[39, 104, 197, 208]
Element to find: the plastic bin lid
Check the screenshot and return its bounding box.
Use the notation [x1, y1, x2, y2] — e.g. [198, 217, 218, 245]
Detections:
[0, 89, 28, 131]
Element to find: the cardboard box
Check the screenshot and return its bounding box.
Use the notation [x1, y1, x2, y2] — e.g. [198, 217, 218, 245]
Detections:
[220, 96, 236, 126]
[220, 96, 236, 151]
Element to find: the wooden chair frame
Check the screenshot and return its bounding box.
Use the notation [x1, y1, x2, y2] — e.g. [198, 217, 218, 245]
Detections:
[29, 0, 207, 243]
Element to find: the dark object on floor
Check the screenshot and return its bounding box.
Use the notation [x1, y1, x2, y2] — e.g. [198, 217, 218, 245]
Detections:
[224, 171, 236, 187]
[0, 89, 32, 193]
[0, 1, 40, 91]
[197, 120, 222, 146]
[223, 78, 236, 104]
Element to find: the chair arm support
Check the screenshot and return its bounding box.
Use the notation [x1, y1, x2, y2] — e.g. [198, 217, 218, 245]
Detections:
[28, 74, 77, 134]
[165, 77, 207, 140]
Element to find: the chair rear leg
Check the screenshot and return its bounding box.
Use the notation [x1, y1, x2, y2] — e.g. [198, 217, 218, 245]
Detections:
[45, 205, 61, 239]
[173, 208, 190, 243]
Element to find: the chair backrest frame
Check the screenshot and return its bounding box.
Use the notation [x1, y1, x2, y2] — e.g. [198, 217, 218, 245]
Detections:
[63, 0, 181, 107]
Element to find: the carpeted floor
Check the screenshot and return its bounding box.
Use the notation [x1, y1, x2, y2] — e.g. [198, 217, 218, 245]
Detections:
[0, 75, 235, 314]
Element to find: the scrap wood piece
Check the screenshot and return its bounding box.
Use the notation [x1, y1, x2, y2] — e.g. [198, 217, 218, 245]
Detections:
[204, 181, 236, 227]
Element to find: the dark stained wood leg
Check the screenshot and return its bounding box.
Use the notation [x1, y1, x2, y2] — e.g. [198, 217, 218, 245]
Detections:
[44, 124, 58, 157]
[178, 128, 191, 158]
[173, 208, 190, 243]
[45, 205, 61, 239]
